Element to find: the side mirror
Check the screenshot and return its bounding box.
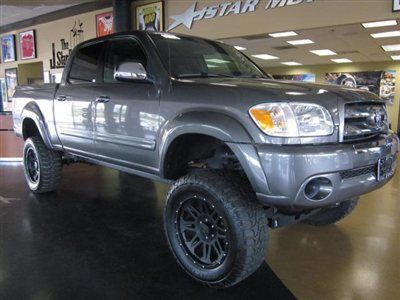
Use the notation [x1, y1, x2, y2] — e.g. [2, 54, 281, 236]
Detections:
[114, 61, 148, 81]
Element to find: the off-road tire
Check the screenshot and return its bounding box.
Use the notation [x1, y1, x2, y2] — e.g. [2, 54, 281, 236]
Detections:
[303, 198, 359, 226]
[164, 170, 268, 288]
[23, 136, 62, 193]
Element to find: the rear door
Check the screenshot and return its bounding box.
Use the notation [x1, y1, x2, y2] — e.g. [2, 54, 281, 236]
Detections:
[92, 36, 160, 172]
[54, 41, 104, 157]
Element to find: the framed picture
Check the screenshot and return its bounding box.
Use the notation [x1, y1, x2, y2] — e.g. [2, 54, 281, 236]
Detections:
[1, 35, 16, 62]
[394, 0, 400, 11]
[136, 1, 164, 31]
[5, 68, 18, 102]
[19, 29, 37, 60]
[96, 11, 114, 37]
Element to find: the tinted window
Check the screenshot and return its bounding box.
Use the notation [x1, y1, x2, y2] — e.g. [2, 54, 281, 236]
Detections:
[69, 42, 103, 84]
[104, 38, 147, 83]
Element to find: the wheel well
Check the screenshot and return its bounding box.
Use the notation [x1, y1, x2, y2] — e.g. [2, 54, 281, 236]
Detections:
[22, 118, 40, 140]
[163, 134, 244, 180]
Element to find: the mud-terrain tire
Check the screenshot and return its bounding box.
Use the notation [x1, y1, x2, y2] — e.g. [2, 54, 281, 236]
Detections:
[23, 136, 62, 193]
[303, 198, 359, 226]
[164, 170, 268, 288]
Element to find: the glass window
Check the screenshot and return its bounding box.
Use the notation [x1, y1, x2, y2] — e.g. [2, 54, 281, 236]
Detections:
[104, 38, 147, 83]
[68, 42, 103, 84]
[149, 33, 267, 79]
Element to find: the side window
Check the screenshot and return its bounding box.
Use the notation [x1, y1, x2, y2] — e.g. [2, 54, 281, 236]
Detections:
[104, 38, 147, 83]
[68, 42, 103, 84]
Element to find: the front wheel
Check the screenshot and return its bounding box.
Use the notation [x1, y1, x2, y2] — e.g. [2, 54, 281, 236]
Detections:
[164, 171, 268, 288]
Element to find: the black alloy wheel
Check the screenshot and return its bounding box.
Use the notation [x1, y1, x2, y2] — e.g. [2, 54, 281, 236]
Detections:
[25, 147, 40, 184]
[176, 196, 230, 269]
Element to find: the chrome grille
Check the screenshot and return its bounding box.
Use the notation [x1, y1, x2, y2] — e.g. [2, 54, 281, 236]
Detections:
[344, 102, 388, 141]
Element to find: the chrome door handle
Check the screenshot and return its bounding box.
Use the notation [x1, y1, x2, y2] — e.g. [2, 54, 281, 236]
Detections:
[95, 96, 110, 103]
[57, 95, 67, 101]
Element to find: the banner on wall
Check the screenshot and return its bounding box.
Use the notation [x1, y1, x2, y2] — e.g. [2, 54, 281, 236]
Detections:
[325, 71, 396, 105]
[274, 74, 316, 83]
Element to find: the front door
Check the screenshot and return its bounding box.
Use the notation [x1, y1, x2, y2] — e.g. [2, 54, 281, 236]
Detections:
[54, 41, 104, 157]
[93, 37, 160, 172]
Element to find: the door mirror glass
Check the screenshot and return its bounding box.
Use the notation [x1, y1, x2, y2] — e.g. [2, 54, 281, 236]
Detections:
[114, 61, 147, 81]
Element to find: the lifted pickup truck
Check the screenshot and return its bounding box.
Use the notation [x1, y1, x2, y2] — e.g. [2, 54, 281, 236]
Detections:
[13, 31, 399, 288]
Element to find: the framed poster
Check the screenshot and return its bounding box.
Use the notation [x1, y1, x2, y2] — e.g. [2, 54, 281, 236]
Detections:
[5, 68, 18, 102]
[394, 0, 400, 12]
[1, 35, 16, 62]
[136, 1, 164, 31]
[19, 29, 37, 60]
[96, 11, 114, 37]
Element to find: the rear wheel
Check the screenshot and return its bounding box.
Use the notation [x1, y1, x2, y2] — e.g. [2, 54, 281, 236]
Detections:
[164, 171, 268, 288]
[23, 136, 62, 193]
[302, 198, 359, 226]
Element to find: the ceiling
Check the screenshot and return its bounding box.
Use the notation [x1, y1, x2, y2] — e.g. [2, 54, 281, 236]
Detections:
[221, 19, 400, 68]
[0, 1, 93, 27]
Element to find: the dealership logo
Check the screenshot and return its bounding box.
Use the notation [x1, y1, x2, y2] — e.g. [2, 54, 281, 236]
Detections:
[167, 0, 314, 31]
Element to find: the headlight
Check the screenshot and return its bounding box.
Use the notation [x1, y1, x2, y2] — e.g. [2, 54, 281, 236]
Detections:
[249, 102, 334, 137]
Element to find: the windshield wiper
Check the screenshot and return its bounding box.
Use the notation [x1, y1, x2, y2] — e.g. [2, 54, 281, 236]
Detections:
[176, 73, 234, 79]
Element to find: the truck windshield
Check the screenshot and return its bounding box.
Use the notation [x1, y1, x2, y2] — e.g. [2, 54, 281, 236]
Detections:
[149, 33, 268, 79]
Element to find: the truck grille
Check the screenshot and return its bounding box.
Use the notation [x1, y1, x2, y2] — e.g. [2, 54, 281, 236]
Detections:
[340, 165, 376, 180]
[343, 102, 388, 141]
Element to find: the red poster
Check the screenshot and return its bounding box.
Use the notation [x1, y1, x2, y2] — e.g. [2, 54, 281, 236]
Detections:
[96, 12, 114, 37]
[19, 29, 36, 60]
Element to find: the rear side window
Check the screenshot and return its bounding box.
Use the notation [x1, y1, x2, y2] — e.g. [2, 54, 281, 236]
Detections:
[103, 38, 147, 83]
[68, 42, 104, 84]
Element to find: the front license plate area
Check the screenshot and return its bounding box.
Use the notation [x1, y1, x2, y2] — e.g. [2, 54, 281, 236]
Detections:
[377, 155, 396, 182]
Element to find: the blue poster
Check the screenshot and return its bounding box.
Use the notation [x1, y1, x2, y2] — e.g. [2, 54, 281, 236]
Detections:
[1, 35, 16, 62]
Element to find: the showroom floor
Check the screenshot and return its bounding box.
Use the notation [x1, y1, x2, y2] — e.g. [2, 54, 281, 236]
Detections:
[0, 163, 399, 300]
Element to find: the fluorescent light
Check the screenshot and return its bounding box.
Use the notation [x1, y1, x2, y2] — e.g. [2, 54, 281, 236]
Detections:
[252, 54, 279, 60]
[331, 58, 352, 63]
[362, 20, 397, 28]
[281, 62, 302, 66]
[371, 31, 400, 38]
[391, 55, 400, 60]
[161, 33, 180, 40]
[205, 59, 230, 64]
[269, 31, 298, 38]
[382, 44, 400, 52]
[310, 49, 337, 56]
[287, 39, 314, 45]
[234, 46, 247, 51]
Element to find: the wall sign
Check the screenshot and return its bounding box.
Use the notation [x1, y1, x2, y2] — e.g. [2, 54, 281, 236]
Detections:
[19, 29, 37, 60]
[49, 20, 84, 69]
[167, 0, 314, 31]
[5, 68, 18, 102]
[136, 1, 164, 31]
[394, 0, 400, 12]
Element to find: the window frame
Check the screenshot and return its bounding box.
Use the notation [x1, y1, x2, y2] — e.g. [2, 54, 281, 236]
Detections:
[102, 35, 149, 85]
[67, 40, 105, 85]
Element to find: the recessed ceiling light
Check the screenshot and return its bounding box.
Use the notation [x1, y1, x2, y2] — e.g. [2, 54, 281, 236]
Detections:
[287, 39, 314, 45]
[234, 46, 247, 51]
[371, 31, 400, 38]
[269, 31, 298, 38]
[331, 58, 352, 63]
[252, 54, 279, 60]
[310, 49, 337, 56]
[391, 55, 400, 60]
[362, 20, 397, 28]
[382, 44, 400, 51]
[281, 62, 302, 66]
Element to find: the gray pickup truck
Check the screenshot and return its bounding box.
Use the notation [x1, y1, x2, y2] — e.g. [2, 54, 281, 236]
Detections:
[13, 31, 399, 288]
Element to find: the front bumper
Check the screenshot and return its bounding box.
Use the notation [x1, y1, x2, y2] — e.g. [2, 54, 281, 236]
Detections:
[255, 132, 399, 209]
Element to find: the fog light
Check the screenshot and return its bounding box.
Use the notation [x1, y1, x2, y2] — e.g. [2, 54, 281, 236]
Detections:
[304, 177, 333, 201]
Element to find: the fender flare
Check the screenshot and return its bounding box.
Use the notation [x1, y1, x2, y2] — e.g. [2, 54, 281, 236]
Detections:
[20, 102, 53, 149]
[158, 111, 270, 194]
